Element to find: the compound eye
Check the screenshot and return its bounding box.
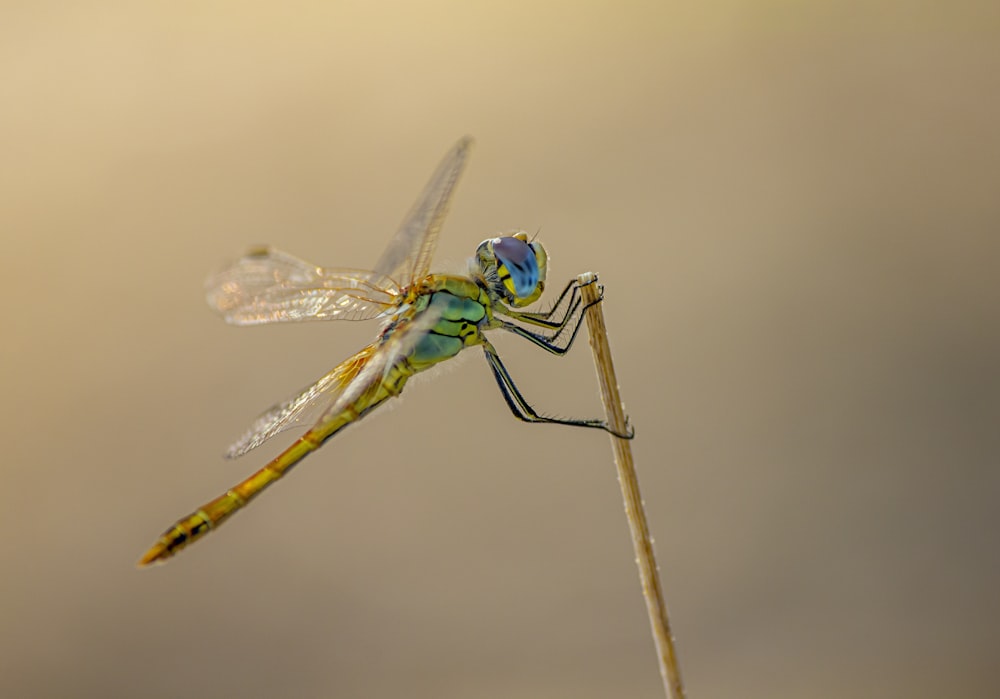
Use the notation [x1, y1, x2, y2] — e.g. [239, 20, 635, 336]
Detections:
[493, 236, 539, 298]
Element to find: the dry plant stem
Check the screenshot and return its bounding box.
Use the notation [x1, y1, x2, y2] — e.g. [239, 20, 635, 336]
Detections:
[578, 272, 686, 699]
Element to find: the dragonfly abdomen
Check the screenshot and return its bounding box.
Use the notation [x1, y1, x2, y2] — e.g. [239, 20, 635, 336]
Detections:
[138, 368, 410, 566]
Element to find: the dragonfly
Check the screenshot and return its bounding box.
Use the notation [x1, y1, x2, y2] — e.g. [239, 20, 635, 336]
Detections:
[139, 137, 633, 566]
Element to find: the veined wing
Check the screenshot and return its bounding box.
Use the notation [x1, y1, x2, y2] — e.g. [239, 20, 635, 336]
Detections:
[224, 344, 377, 459]
[224, 301, 444, 459]
[373, 136, 474, 287]
[207, 247, 400, 325]
[315, 300, 445, 423]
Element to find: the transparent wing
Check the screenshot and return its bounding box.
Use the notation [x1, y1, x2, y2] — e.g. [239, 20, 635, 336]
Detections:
[207, 248, 400, 325]
[224, 302, 445, 459]
[224, 343, 378, 459]
[373, 136, 474, 286]
[316, 302, 445, 423]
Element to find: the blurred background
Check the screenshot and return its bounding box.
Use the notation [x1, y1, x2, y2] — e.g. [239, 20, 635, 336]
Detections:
[2, 2, 998, 697]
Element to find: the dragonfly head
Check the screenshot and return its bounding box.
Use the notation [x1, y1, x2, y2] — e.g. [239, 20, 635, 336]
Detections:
[473, 232, 548, 307]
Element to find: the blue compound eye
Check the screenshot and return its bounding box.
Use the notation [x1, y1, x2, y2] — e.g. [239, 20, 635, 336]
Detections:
[493, 236, 539, 298]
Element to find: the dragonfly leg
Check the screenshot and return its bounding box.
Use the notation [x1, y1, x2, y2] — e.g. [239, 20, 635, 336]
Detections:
[508, 278, 580, 327]
[498, 281, 606, 355]
[500, 276, 607, 350]
[481, 339, 634, 439]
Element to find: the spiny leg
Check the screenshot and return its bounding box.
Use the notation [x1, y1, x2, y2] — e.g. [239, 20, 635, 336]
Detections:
[489, 289, 580, 352]
[508, 278, 580, 327]
[497, 281, 604, 355]
[501, 276, 607, 348]
[500, 280, 584, 350]
[481, 339, 634, 439]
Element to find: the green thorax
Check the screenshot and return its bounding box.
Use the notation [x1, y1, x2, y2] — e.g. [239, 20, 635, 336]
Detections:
[392, 275, 495, 370]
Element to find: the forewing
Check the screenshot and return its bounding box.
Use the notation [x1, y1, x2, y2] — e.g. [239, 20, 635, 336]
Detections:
[207, 248, 399, 325]
[224, 344, 378, 459]
[373, 137, 474, 286]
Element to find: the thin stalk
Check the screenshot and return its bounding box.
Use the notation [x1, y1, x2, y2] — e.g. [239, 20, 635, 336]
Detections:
[578, 272, 686, 699]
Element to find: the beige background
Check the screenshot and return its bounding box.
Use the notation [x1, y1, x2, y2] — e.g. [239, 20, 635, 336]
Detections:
[2, 2, 998, 698]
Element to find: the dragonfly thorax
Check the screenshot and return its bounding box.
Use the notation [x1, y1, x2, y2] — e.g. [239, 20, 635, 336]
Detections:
[472, 232, 548, 308]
